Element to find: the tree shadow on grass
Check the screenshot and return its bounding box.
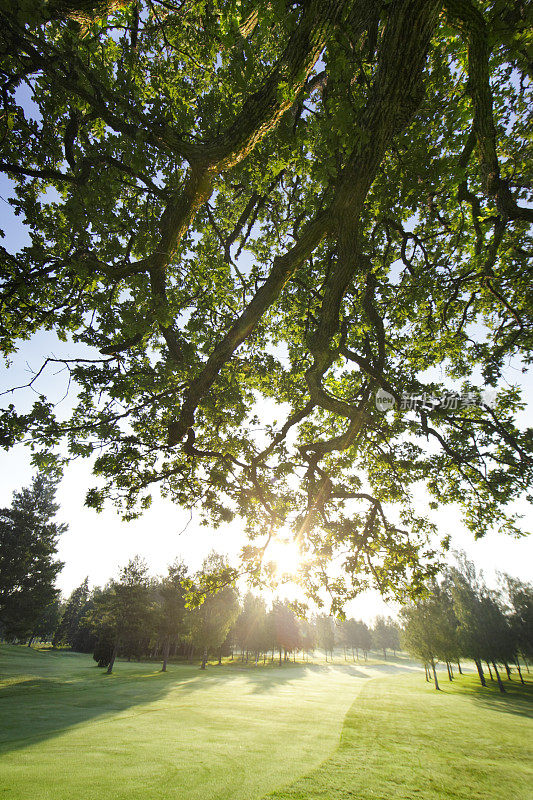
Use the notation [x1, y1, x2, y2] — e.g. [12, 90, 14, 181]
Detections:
[0, 669, 181, 756]
[0, 650, 330, 755]
[192, 661, 365, 694]
[364, 662, 422, 675]
[450, 677, 533, 719]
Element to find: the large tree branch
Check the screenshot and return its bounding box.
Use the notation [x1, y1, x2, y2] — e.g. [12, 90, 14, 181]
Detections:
[167, 211, 332, 444]
[445, 0, 533, 223]
[168, 0, 442, 447]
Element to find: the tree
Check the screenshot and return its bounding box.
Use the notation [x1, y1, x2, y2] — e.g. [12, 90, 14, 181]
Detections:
[30, 598, 63, 645]
[88, 556, 153, 673]
[235, 592, 267, 664]
[336, 618, 350, 660]
[357, 621, 373, 660]
[1, 2, 532, 609]
[271, 601, 301, 664]
[401, 594, 445, 690]
[189, 555, 240, 669]
[372, 616, 400, 659]
[447, 554, 511, 690]
[0, 474, 65, 641]
[300, 618, 317, 660]
[155, 559, 188, 671]
[504, 576, 533, 672]
[448, 559, 489, 687]
[476, 592, 515, 692]
[53, 577, 90, 648]
[315, 614, 335, 662]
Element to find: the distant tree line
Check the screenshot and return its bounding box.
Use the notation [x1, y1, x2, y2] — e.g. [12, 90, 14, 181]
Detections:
[40, 554, 402, 674]
[3, 477, 529, 684]
[0, 474, 404, 673]
[401, 554, 533, 692]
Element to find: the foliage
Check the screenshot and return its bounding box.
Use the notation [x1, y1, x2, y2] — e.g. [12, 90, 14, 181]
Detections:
[86, 555, 153, 670]
[0, 474, 65, 639]
[372, 615, 400, 657]
[1, 1, 531, 608]
[188, 553, 240, 667]
[53, 576, 90, 647]
[402, 553, 530, 690]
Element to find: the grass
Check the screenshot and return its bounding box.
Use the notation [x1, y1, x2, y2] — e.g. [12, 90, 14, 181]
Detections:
[0, 645, 531, 800]
[0, 644, 374, 800]
[268, 671, 533, 800]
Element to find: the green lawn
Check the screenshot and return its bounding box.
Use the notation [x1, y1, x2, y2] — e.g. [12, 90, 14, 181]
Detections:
[0, 646, 531, 800]
[269, 670, 533, 800]
[0, 645, 375, 800]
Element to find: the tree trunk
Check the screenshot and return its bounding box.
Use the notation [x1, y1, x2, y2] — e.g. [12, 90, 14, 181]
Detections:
[446, 661, 453, 681]
[279, 648, 282, 666]
[431, 659, 440, 691]
[218, 647, 222, 665]
[107, 639, 119, 674]
[475, 659, 486, 687]
[515, 659, 525, 685]
[504, 663, 511, 680]
[492, 662, 505, 693]
[27, 636, 34, 647]
[486, 661, 493, 680]
[457, 660, 463, 675]
[161, 637, 170, 672]
[200, 647, 207, 670]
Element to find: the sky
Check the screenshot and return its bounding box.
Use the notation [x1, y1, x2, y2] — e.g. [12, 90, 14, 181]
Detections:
[1, 163, 532, 622]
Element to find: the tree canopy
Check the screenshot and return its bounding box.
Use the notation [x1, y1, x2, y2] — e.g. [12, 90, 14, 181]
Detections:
[0, 0, 531, 610]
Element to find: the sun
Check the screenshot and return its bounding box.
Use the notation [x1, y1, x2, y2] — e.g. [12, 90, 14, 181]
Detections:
[266, 536, 303, 578]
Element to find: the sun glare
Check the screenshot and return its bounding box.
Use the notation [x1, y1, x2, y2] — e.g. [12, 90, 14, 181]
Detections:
[266, 537, 303, 577]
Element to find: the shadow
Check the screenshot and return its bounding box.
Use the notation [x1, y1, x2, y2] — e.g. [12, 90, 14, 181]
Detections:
[207, 660, 377, 693]
[187, 661, 335, 695]
[0, 666, 184, 756]
[365, 662, 422, 675]
[0, 646, 334, 754]
[454, 677, 533, 719]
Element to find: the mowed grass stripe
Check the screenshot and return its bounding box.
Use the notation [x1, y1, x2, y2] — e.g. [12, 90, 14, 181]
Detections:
[266, 672, 533, 800]
[0, 646, 374, 800]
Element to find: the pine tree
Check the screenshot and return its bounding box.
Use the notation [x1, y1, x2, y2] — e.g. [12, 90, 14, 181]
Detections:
[0, 474, 65, 641]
